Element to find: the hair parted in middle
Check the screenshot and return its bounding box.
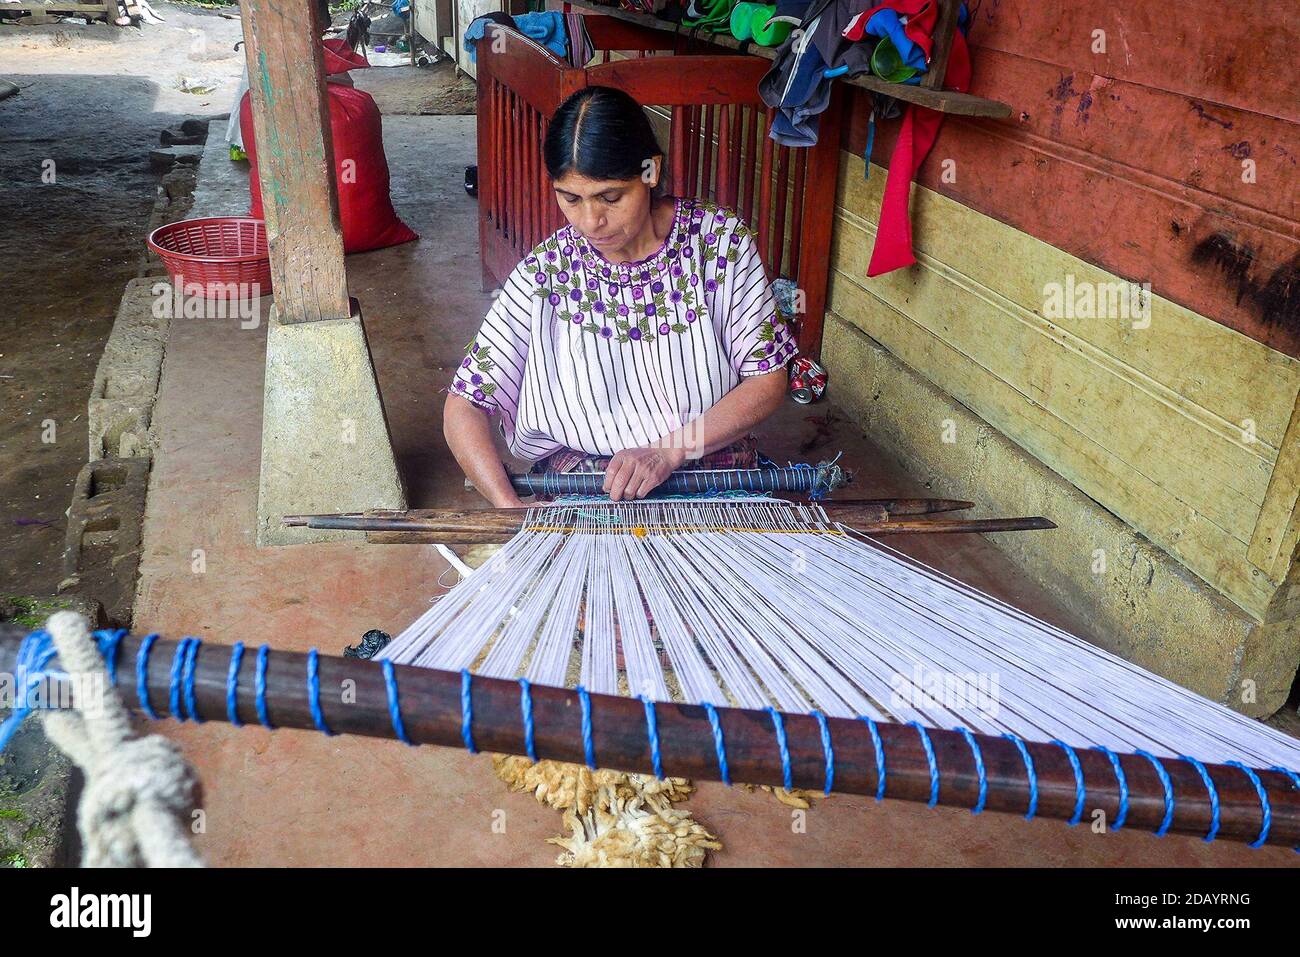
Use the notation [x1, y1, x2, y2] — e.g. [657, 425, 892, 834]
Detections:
[543, 86, 666, 192]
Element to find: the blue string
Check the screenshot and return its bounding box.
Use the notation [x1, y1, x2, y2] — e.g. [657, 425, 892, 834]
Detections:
[908, 721, 940, 807]
[1226, 761, 1271, 849]
[1093, 746, 1129, 830]
[518, 678, 537, 762]
[307, 648, 333, 736]
[167, 637, 193, 720]
[1135, 750, 1175, 837]
[136, 633, 161, 720]
[0, 630, 57, 752]
[1002, 732, 1039, 820]
[225, 642, 244, 727]
[858, 715, 887, 800]
[1050, 739, 1086, 826]
[1179, 755, 1220, 842]
[93, 628, 127, 686]
[459, 669, 477, 754]
[642, 696, 664, 780]
[576, 686, 596, 769]
[767, 706, 793, 791]
[702, 702, 730, 786]
[181, 636, 202, 723]
[381, 660, 412, 746]
[1270, 766, 1300, 853]
[954, 727, 987, 814]
[810, 710, 834, 795]
[254, 644, 273, 729]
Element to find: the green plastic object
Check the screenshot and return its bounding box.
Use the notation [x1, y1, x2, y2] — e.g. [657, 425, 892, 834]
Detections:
[750, 4, 792, 46]
[870, 35, 918, 82]
[730, 0, 758, 40]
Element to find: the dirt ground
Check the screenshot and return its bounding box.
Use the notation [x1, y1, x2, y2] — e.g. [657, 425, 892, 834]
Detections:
[0, 6, 245, 599]
[0, 5, 472, 604]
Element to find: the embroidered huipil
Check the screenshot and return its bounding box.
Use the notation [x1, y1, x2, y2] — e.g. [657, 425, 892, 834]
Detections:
[450, 199, 798, 461]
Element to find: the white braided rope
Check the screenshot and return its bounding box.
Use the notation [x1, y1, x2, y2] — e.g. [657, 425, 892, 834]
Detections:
[40, 611, 204, 868]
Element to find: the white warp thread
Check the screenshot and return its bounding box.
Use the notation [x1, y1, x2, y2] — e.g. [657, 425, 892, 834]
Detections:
[379, 502, 1300, 769]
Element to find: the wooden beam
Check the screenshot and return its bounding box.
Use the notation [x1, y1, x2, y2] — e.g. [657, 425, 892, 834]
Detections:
[920, 0, 960, 91]
[240, 0, 351, 324]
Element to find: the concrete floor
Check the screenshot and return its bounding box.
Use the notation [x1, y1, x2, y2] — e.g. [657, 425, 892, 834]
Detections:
[133, 116, 1297, 867]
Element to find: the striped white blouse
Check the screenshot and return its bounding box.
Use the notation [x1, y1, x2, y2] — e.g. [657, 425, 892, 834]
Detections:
[450, 198, 797, 461]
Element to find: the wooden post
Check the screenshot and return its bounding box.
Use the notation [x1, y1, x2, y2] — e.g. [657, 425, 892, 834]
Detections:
[920, 0, 960, 91]
[240, 0, 351, 324]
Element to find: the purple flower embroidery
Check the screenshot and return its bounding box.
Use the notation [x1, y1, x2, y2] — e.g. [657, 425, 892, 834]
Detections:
[692, 208, 705, 218]
[685, 309, 697, 323]
[617, 304, 630, 316]
[548, 293, 561, 306]
[689, 275, 698, 286]
[572, 313, 584, 324]
[669, 290, 683, 303]
[689, 223, 701, 235]
[716, 259, 727, 273]
[730, 233, 743, 244]
[639, 271, 650, 283]
[764, 343, 774, 355]
[704, 233, 717, 245]
[471, 373, 483, 384]
[453, 379, 464, 390]
[683, 247, 693, 258]
[601, 266, 612, 278]
[569, 289, 583, 302]
[587, 279, 598, 290]
[632, 287, 644, 300]
[593, 301, 606, 313]
[645, 303, 657, 316]
[757, 360, 769, 372]
[659, 323, 671, 335]
[534, 272, 547, 284]
[671, 263, 683, 277]
[705, 278, 718, 293]
[461, 357, 471, 368]
[557, 270, 569, 283]
[608, 285, 620, 296]
[628, 327, 642, 341]
[651, 281, 664, 294]
[562, 244, 574, 255]
[473, 389, 486, 401]
[600, 326, 613, 338]
[545, 251, 557, 262]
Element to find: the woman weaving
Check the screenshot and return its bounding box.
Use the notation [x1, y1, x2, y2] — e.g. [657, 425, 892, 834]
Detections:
[446, 87, 798, 505]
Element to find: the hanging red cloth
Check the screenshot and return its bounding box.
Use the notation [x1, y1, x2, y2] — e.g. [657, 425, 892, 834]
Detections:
[855, 1, 972, 277]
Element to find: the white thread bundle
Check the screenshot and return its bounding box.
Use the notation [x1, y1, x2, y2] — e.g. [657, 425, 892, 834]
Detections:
[379, 501, 1300, 769]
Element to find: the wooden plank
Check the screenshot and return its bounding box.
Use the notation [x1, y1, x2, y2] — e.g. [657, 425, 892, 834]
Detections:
[585, 56, 769, 105]
[239, 0, 350, 324]
[565, 0, 1012, 117]
[836, 151, 1300, 450]
[1249, 395, 1300, 584]
[919, 0, 959, 91]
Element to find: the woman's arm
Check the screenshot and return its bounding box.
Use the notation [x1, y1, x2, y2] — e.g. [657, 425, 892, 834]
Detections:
[603, 369, 787, 500]
[444, 395, 526, 508]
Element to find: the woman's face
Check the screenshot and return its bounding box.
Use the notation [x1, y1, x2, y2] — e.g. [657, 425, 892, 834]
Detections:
[552, 168, 656, 258]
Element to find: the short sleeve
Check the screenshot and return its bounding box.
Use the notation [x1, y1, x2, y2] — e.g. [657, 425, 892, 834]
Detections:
[711, 214, 799, 377]
[448, 263, 534, 419]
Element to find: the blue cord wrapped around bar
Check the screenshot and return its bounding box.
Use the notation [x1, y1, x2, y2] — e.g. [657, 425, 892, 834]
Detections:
[1227, 761, 1271, 848]
[954, 727, 987, 814]
[702, 702, 730, 786]
[1093, 745, 1129, 830]
[381, 660, 412, 746]
[226, 642, 244, 727]
[518, 677, 537, 761]
[167, 637, 193, 721]
[307, 649, 333, 736]
[459, 669, 476, 753]
[908, 721, 940, 807]
[1050, 739, 1086, 826]
[576, 686, 596, 769]
[1002, 732, 1039, 820]
[858, 715, 887, 800]
[181, 637, 202, 722]
[1134, 750, 1175, 836]
[642, 696, 665, 779]
[1179, 755, 1220, 842]
[136, 633, 161, 720]
[767, 706, 793, 791]
[811, 710, 834, 795]
[254, 644, 273, 729]
[94, 628, 126, 686]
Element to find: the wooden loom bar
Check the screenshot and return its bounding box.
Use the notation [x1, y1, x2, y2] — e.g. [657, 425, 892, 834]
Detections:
[2, 626, 1292, 848]
[281, 507, 1056, 544]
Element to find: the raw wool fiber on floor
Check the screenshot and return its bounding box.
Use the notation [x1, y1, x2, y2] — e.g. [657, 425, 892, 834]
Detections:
[492, 755, 719, 867]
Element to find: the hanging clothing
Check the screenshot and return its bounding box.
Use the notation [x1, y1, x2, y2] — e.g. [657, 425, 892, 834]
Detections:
[449, 200, 797, 461]
[464, 11, 569, 62]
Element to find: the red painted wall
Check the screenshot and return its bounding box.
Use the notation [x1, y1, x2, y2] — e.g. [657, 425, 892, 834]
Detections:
[843, 0, 1300, 355]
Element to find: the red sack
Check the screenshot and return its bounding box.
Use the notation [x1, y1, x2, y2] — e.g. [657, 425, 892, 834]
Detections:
[240, 84, 418, 254]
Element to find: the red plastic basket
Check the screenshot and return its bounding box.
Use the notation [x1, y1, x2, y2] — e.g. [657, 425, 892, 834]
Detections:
[147, 217, 272, 300]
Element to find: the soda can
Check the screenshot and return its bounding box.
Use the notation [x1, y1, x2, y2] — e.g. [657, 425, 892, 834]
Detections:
[788, 355, 827, 404]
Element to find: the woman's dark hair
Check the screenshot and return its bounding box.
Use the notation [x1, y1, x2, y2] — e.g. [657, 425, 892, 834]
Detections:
[544, 86, 665, 188]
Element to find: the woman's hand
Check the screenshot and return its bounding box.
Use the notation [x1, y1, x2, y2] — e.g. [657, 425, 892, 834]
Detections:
[603, 444, 686, 501]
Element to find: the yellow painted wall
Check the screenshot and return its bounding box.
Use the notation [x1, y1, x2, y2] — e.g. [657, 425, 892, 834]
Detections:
[829, 151, 1300, 622]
